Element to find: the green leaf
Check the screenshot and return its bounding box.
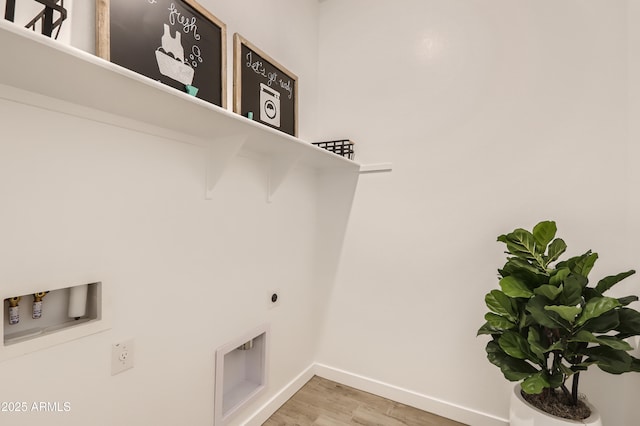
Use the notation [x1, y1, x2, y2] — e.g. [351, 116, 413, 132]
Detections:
[584, 346, 633, 374]
[534, 285, 563, 301]
[584, 287, 603, 302]
[545, 305, 582, 323]
[570, 330, 598, 343]
[511, 229, 542, 255]
[486, 341, 539, 381]
[526, 296, 571, 331]
[561, 275, 587, 306]
[544, 341, 567, 353]
[570, 330, 633, 351]
[477, 322, 501, 336]
[527, 328, 547, 362]
[547, 370, 564, 388]
[576, 297, 621, 327]
[566, 340, 589, 358]
[519, 311, 534, 329]
[503, 257, 547, 280]
[533, 221, 556, 250]
[559, 363, 576, 377]
[521, 371, 549, 394]
[595, 336, 633, 351]
[485, 290, 517, 321]
[581, 309, 620, 333]
[575, 360, 597, 369]
[615, 308, 640, 338]
[485, 313, 516, 331]
[572, 252, 599, 277]
[595, 270, 636, 294]
[500, 229, 545, 265]
[499, 331, 533, 360]
[500, 276, 534, 298]
[618, 296, 640, 306]
[546, 239, 567, 266]
[549, 267, 570, 286]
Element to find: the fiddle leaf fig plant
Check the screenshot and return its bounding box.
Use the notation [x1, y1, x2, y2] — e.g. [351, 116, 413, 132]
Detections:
[478, 221, 640, 416]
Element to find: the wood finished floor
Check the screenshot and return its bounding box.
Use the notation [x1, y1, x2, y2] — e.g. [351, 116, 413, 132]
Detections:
[263, 376, 468, 426]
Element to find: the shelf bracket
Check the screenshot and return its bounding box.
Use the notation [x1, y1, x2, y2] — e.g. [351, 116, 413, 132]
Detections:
[267, 152, 304, 203]
[205, 135, 247, 199]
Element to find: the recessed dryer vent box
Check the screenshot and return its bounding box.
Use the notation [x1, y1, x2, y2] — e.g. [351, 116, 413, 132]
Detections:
[214, 324, 269, 425]
[1, 282, 110, 361]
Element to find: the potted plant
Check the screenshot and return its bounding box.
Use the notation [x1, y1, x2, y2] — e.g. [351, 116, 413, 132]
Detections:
[478, 221, 640, 425]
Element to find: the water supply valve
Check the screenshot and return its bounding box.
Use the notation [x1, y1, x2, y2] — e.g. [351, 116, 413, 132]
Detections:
[32, 292, 48, 319]
[7, 296, 21, 325]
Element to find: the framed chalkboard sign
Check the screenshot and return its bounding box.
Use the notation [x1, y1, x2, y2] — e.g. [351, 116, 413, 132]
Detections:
[96, 0, 226, 107]
[233, 33, 298, 137]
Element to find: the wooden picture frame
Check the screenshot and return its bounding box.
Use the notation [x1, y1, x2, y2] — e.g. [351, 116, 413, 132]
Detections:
[233, 33, 298, 137]
[96, 0, 226, 108]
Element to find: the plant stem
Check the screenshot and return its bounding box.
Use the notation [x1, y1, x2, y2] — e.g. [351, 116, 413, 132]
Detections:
[561, 383, 571, 401]
[571, 372, 580, 406]
[570, 353, 583, 406]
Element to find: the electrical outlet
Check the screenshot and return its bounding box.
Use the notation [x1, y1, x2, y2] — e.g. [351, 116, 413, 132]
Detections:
[111, 339, 135, 376]
[267, 289, 281, 309]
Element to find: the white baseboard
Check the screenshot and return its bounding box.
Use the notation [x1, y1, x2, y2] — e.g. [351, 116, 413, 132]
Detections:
[241, 362, 508, 426]
[242, 364, 316, 425]
[313, 363, 508, 426]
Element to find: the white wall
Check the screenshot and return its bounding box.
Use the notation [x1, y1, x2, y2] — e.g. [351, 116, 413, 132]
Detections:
[317, 0, 636, 424]
[626, 1, 640, 424]
[0, 1, 327, 425]
[2, 1, 639, 425]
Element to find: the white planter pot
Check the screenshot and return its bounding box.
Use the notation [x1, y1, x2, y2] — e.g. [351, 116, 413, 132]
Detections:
[509, 385, 602, 426]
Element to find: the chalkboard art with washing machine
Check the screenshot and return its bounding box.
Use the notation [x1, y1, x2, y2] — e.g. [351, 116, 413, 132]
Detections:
[96, 0, 227, 107]
[233, 33, 298, 137]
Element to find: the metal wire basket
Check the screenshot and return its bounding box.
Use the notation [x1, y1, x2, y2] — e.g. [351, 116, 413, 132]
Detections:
[312, 139, 355, 160]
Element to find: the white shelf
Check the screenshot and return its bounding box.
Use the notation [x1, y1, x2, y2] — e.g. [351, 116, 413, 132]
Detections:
[0, 21, 362, 199]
